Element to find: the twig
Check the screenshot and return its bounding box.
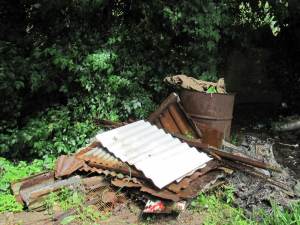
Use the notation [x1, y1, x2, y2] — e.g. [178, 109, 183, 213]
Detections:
[278, 142, 299, 148]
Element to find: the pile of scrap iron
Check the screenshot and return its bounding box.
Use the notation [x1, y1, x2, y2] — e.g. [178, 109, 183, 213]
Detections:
[11, 93, 292, 216]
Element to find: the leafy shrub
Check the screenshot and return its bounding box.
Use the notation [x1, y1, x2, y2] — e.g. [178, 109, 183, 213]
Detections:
[0, 157, 54, 213]
[0, 0, 289, 158]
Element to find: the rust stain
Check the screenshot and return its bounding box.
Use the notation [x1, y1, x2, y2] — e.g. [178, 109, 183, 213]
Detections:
[75, 141, 100, 157]
[55, 155, 85, 178]
[159, 109, 181, 134]
[86, 161, 144, 179]
[176, 170, 225, 199]
[111, 179, 180, 202]
[110, 160, 225, 201]
[168, 103, 196, 137]
[148, 93, 201, 138]
[76, 145, 145, 179]
[200, 124, 224, 148]
[166, 160, 220, 193]
[11, 172, 54, 205]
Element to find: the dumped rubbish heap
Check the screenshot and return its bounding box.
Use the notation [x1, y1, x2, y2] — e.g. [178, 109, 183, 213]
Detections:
[10, 77, 299, 222]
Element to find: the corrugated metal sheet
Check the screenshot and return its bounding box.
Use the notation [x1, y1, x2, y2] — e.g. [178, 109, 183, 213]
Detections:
[148, 92, 202, 138]
[76, 144, 145, 178]
[96, 120, 212, 189]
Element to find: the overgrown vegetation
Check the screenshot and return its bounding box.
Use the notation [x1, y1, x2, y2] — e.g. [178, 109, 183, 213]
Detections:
[44, 187, 110, 224]
[0, 0, 289, 159]
[0, 157, 54, 212]
[190, 186, 300, 225]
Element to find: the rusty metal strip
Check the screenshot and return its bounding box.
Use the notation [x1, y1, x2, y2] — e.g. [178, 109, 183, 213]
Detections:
[159, 109, 181, 134]
[148, 93, 178, 123]
[223, 159, 294, 195]
[175, 170, 226, 199]
[111, 179, 181, 202]
[55, 155, 85, 178]
[154, 119, 162, 129]
[75, 143, 146, 179]
[148, 92, 202, 138]
[75, 141, 100, 157]
[94, 119, 129, 128]
[79, 162, 135, 181]
[165, 160, 220, 193]
[168, 103, 197, 137]
[86, 161, 145, 179]
[11, 171, 54, 205]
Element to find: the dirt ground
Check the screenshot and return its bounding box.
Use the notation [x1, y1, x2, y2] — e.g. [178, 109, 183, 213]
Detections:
[0, 204, 204, 225]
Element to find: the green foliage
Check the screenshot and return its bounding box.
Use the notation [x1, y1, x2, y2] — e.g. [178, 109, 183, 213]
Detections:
[0, 157, 54, 213]
[0, 0, 290, 159]
[190, 192, 255, 225]
[206, 86, 217, 94]
[44, 187, 110, 224]
[259, 201, 300, 225]
[44, 188, 85, 214]
[0, 194, 23, 212]
[0, 157, 53, 192]
[237, 0, 288, 36]
[190, 187, 300, 225]
[1, 106, 99, 157]
[0, 0, 232, 158]
[231, 133, 240, 146]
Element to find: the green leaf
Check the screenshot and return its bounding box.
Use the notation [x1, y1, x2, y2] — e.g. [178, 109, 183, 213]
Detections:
[61, 215, 77, 225]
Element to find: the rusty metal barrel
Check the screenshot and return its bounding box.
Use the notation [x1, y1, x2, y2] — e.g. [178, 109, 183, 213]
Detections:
[180, 90, 235, 140]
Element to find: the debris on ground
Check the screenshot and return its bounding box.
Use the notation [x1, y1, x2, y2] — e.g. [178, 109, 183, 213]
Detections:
[9, 91, 299, 223]
[224, 135, 299, 214]
[273, 116, 300, 132]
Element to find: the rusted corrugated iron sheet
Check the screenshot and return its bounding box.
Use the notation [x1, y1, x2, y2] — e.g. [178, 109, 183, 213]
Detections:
[111, 164, 225, 201]
[111, 178, 181, 201]
[96, 120, 212, 189]
[55, 155, 85, 178]
[16, 174, 108, 210]
[20, 176, 82, 208]
[148, 93, 201, 138]
[175, 170, 225, 199]
[76, 143, 144, 178]
[11, 171, 54, 205]
[165, 160, 220, 193]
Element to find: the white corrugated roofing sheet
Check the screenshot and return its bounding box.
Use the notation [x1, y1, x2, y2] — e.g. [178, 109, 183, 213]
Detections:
[96, 120, 212, 189]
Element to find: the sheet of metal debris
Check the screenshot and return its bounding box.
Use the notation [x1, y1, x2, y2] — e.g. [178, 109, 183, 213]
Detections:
[111, 170, 225, 201]
[55, 155, 85, 178]
[110, 160, 225, 201]
[76, 143, 144, 178]
[96, 120, 212, 189]
[17, 174, 108, 210]
[11, 171, 54, 204]
[148, 92, 201, 138]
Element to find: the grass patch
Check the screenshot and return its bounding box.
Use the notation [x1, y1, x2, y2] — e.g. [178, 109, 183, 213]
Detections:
[0, 157, 55, 213]
[190, 193, 255, 225]
[258, 201, 300, 225]
[44, 187, 110, 224]
[190, 185, 300, 225]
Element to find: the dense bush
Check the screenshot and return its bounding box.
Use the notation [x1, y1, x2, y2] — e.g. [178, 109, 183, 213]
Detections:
[0, 0, 289, 158]
[0, 0, 229, 158]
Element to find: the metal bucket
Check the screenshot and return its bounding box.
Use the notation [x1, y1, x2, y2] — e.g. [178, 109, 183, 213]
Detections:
[180, 90, 235, 140]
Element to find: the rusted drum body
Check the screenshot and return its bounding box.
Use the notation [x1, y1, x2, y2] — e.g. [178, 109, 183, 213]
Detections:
[180, 90, 235, 140]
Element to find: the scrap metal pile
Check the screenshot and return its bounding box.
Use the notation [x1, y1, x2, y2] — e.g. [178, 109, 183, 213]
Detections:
[11, 91, 295, 217]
